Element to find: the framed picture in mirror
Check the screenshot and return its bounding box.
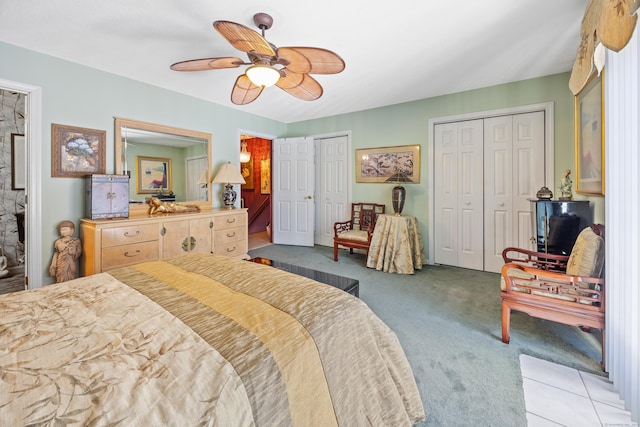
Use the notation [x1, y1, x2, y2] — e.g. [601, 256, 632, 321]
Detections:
[137, 156, 172, 194]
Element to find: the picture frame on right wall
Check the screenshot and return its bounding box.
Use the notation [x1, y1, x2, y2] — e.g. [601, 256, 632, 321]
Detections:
[574, 71, 605, 196]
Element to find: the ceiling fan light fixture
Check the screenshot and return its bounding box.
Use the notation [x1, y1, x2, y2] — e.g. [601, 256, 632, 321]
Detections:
[246, 65, 280, 87]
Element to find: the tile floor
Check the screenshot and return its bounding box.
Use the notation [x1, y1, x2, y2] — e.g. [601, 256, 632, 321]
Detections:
[521, 354, 637, 426]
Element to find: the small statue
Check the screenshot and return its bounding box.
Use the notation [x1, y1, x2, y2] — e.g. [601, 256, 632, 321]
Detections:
[559, 169, 573, 200]
[49, 220, 82, 283]
[147, 197, 200, 215]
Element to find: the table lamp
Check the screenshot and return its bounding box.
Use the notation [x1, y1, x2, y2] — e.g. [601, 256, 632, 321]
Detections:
[212, 162, 246, 209]
[385, 169, 413, 215]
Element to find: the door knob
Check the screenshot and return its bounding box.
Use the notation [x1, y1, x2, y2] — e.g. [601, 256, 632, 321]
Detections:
[305, 195, 313, 199]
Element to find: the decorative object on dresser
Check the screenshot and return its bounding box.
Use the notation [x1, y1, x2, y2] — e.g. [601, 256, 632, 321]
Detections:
[212, 162, 246, 209]
[535, 185, 553, 200]
[333, 202, 385, 262]
[51, 123, 106, 178]
[147, 197, 200, 215]
[85, 174, 129, 220]
[80, 208, 248, 275]
[559, 169, 573, 200]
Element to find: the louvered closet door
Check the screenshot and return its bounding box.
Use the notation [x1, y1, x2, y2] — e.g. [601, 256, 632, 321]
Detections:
[484, 112, 544, 273]
[434, 120, 484, 270]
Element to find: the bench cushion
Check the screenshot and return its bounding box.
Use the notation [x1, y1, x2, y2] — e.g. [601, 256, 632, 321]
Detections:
[336, 230, 369, 242]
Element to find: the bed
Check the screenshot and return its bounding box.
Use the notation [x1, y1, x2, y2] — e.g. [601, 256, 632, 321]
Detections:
[0, 253, 425, 426]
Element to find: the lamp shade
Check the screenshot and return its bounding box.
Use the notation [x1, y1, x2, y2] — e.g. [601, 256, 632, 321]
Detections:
[212, 162, 246, 185]
[246, 65, 281, 87]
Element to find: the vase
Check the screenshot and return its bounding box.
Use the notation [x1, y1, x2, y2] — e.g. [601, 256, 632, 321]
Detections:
[391, 185, 406, 215]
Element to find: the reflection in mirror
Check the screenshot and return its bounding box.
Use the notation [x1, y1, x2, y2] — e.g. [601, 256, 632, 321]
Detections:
[114, 118, 212, 208]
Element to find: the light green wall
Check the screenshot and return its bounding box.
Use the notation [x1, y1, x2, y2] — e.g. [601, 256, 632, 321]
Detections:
[286, 73, 605, 253]
[0, 41, 286, 286]
[0, 41, 604, 285]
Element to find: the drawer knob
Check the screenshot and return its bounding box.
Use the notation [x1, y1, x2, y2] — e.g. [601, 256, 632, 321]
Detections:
[226, 246, 236, 253]
[226, 232, 236, 238]
[209, 221, 213, 229]
[124, 250, 141, 257]
[226, 218, 236, 223]
[124, 230, 140, 238]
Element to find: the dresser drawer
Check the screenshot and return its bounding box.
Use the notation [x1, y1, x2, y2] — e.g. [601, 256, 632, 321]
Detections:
[101, 224, 158, 247]
[215, 240, 248, 258]
[215, 213, 247, 231]
[101, 241, 159, 270]
[214, 226, 247, 245]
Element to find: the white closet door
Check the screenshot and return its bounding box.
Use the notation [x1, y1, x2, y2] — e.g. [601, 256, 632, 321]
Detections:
[484, 111, 545, 273]
[314, 135, 349, 247]
[434, 119, 484, 269]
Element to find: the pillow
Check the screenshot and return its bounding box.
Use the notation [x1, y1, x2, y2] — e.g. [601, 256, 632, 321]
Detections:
[566, 227, 605, 278]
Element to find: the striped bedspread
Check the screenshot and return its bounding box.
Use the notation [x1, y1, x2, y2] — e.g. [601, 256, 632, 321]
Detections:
[0, 253, 425, 426]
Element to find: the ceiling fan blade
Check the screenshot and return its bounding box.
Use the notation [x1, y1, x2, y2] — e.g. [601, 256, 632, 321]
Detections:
[276, 47, 345, 74]
[231, 74, 264, 105]
[276, 70, 323, 101]
[170, 57, 243, 71]
[214, 20, 276, 56]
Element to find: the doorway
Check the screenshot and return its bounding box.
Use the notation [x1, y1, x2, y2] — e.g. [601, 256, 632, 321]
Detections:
[0, 79, 42, 291]
[240, 134, 273, 251]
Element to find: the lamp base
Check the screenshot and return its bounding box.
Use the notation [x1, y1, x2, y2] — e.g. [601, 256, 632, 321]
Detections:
[222, 183, 237, 209]
[391, 185, 406, 215]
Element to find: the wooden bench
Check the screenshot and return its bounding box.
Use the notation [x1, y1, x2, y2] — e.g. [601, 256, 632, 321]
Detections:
[500, 225, 606, 369]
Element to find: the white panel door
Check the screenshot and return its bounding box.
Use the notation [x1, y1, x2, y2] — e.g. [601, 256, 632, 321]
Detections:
[434, 119, 484, 269]
[272, 137, 315, 246]
[484, 111, 545, 272]
[185, 156, 208, 201]
[314, 135, 349, 247]
[457, 121, 484, 270]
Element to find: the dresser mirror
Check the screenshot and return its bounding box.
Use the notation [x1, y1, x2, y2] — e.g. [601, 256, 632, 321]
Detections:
[114, 118, 212, 210]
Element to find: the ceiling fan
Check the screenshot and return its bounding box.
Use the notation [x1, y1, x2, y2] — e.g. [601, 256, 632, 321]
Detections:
[170, 13, 346, 105]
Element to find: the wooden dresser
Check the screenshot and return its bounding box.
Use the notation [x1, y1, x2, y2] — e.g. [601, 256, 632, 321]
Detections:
[80, 208, 248, 276]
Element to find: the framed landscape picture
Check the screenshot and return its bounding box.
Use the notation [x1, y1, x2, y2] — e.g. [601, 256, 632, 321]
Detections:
[51, 123, 106, 178]
[355, 144, 420, 183]
[574, 72, 605, 196]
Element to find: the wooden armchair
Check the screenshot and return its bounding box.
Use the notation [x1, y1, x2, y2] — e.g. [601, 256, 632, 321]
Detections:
[333, 203, 385, 262]
[501, 224, 606, 369]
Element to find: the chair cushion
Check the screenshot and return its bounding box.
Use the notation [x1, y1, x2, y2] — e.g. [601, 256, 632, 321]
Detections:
[566, 227, 605, 278]
[336, 230, 369, 242]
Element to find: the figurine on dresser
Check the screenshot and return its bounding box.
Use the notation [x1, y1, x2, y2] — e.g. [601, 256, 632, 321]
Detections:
[49, 220, 82, 283]
[559, 169, 573, 200]
[147, 196, 200, 215]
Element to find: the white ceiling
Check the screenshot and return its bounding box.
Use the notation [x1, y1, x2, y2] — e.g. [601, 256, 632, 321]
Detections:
[0, 0, 588, 124]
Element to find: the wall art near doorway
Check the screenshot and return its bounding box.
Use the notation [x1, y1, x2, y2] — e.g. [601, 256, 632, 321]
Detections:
[51, 123, 106, 178]
[11, 133, 25, 190]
